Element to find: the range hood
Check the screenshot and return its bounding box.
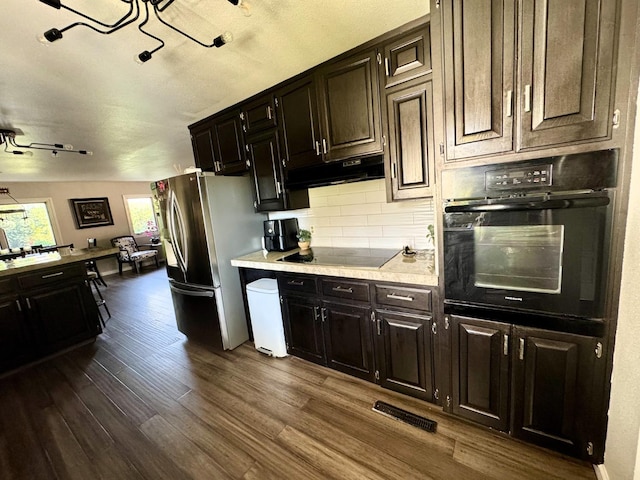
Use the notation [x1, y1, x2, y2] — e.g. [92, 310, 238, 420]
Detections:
[286, 155, 385, 191]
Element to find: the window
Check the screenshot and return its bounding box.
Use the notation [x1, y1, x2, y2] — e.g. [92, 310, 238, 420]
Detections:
[0, 201, 58, 248]
[123, 195, 158, 237]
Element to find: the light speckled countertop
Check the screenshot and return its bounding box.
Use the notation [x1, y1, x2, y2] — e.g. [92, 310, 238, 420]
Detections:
[0, 247, 119, 278]
[231, 248, 438, 286]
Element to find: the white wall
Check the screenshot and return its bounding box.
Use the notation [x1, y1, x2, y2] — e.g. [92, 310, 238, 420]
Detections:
[269, 179, 435, 250]
[605, 81, 640, 480]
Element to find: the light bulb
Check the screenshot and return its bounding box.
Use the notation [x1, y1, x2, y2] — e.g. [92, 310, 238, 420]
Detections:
[214, 31, 233, 48]
[136, 51, 152, 64]
[12, 150, 33, 156]
[79, 150, 93, 156]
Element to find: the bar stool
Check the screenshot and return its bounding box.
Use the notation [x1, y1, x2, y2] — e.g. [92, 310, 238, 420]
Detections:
[87, 270, 110, 327]
[86, 260, 107, 287]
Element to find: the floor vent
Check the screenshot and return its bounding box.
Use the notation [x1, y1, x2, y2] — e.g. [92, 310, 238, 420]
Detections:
[372, 400, 437, 433]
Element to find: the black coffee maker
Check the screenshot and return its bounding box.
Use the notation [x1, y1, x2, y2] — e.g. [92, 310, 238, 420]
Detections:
[263, 218, 299, 252]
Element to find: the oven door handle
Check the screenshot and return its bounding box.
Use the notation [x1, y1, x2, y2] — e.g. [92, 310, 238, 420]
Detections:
[444, 196, 609, 213]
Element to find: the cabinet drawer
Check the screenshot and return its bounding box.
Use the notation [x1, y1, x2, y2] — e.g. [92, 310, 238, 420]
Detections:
[375, 284, 432, 312]
[0, 277, 17, 296]
[321, 278, 370, 303]
[18, 263, 86, 289]
[242, 95, 277, 135]
[278, 274, 318, 295]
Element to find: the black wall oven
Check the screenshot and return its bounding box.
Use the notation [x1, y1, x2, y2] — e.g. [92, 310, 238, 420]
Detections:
[442, 150, 618, 336]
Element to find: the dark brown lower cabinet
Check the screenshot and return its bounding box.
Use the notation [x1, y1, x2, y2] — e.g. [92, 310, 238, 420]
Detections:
[451, 315, 511, 431]
[323, 300, 375, 381]
[0, 294, 36, 372]
[281, 294, 326, 364]
[375, 310, 434, 401]
[450, 314, 602, 460]
[511, 326, 597, 457]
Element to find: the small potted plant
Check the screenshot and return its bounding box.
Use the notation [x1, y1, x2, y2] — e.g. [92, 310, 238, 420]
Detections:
[297, 229, 312, 251]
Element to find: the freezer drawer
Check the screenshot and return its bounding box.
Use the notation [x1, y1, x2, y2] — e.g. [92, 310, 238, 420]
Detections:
[169, 280, 223, 350]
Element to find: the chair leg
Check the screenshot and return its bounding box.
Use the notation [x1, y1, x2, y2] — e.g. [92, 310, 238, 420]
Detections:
[134, 261, 140, 274]
[118, 261, 123, 275]
[154, 255, 159, 268]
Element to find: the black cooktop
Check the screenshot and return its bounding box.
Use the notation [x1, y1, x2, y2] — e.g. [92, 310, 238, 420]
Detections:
[278, 247, 399, 269]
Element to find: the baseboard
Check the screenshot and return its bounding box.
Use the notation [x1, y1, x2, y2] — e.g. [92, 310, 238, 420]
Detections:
[594, 463, 609, 480]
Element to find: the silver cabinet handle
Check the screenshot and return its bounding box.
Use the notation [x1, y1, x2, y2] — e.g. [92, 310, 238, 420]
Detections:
[506, 90, 513, 117]
[15, 299, 22, 312]
[42, 271, 64, 279]
[519, 338, 525, 360]
[25, 298, 32, 309]
[322, 138, 327, 154]
[332, 286, 353, 294]
[321, 307, 327, 322]
[275, 181, 282, 197]
[315, 141, 321, 156]
[503, 334, 509, 356]
[313, 306, 320, 321]
[391, 162, 397, 179]
[386, 292, 414, 302]
[385, 57, 390, 76]
[287, 280, 304, 286]
[524, 85, 531, 113]
[267, 105, 273, 120]
[376, 318, 381, 336]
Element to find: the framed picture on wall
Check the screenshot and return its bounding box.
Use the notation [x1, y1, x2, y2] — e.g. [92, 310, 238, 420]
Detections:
[70, 197, 114, 229]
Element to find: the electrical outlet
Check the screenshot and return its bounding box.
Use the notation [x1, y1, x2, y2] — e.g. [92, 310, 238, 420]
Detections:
[310, 226, 315, 234]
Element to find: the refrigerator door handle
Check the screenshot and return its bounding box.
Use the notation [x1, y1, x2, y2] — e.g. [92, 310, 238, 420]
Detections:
[169, 283, 215, 297]
[168, 190, 189, 274]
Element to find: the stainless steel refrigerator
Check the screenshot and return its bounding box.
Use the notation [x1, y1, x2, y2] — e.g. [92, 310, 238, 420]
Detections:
[152, 172, 265, 350]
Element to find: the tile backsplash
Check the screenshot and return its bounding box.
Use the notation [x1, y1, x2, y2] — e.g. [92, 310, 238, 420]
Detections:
[268, 179, 434, 249]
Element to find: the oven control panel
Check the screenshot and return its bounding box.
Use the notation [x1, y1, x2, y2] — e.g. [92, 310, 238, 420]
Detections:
[485, 164, 553, 190]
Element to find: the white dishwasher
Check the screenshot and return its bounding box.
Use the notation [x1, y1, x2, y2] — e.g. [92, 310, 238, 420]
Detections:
[246, 278, 288, 357]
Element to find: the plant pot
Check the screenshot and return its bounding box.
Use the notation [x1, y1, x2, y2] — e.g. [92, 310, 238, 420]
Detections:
[298, 241, 310, 250]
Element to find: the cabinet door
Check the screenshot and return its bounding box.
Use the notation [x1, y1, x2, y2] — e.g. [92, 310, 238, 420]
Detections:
[317, 50, 382, 162]
[442, 0, 516, 159]
[211, 110, 247, 175]
[190, 125, 216, 172]
[26, 282, 100, 354]
[0, 296, 35, 373]
[451, 315, 511, 431]
[241, 95, 277, 136]
[276, 76, 324, 171]
[519, 0, 617, 149]
[511, 326, 597, 457]
[322, 300, 374, 381]
[375, 310, 433, 401]
[246, 129, 285, 212]
[385, 79, 435, 200]
[381, 25, 432, 89]
[281, 295, 325, 365]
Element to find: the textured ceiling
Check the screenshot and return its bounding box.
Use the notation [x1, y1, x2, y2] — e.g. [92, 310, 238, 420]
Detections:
[0, 0, 429, 182]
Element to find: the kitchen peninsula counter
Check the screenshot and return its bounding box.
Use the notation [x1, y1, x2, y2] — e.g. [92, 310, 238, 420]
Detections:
[231, 248, 438, 286]
[0, 247, 119, 278]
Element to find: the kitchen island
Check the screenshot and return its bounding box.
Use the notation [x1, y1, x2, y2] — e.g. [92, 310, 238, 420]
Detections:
[0, 247, 118, 376]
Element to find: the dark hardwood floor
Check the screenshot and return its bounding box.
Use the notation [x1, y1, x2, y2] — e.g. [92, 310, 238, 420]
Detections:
[0, 268, 597, 479]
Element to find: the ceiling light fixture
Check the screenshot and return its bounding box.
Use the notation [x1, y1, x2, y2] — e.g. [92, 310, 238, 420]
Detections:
[38, 0, 249, 63]
[0, 129, 93, 156]
[0, 188, 28, 220]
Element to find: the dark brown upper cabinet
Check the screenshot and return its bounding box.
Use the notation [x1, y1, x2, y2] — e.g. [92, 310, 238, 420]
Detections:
[241, 95, 278, 137]
[190, 110, 247, 175]
[384, 78, 435, 201]
[381, 24, 432, 89]
[246, 128, 286, 212]
[440, 0, 618, 161]
[275, 76, 324, 171]
[441, 0, 516, 160]
[316, 49, 383, 162]
[519, 0, 617, 149]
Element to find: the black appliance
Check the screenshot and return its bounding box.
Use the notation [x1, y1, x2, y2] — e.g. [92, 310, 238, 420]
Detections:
[286, 155, 385, 190]
[442, 149, 618, 336]
[264, 218, 299, 252]
[278, 246, 399, 269]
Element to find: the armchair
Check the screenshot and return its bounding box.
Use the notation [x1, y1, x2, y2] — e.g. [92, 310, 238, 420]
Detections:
[110, 236, 159, 275]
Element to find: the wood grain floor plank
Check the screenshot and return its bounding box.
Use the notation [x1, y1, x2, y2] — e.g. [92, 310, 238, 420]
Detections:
[115, 365, 256, 479]
[140, 414, 234, 480]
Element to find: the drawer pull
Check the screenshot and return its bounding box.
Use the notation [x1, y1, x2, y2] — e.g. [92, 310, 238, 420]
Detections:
[42, 271, 64, 279]
[287, 280, 305, 286]
[386, 293, 414, 302]
[332, 286, 353, 294]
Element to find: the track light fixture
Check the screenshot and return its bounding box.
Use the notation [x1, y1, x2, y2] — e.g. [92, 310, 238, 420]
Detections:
[0, 129, 92, 156]
[38, 0, 249, 63]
